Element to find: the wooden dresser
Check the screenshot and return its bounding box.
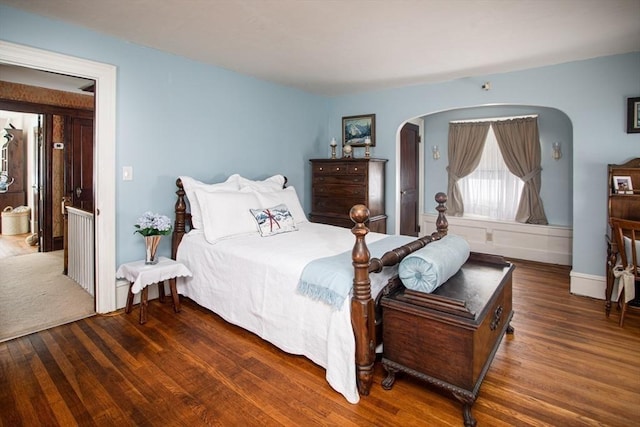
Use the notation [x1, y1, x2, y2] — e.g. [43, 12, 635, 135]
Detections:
[381, 253, 515, 427]
[309, 158, 387, 233]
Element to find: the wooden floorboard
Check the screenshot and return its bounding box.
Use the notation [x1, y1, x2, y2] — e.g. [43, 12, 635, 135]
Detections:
[0, 232, 37, 259]
[1, 260, 639, 426]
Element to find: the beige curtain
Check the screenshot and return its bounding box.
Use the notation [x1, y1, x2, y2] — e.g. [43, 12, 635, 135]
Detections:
[446, 122, 490, 215]
[492, 117, 548, 224]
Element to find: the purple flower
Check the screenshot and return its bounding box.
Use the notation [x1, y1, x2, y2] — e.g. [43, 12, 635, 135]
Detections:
[134, 211, 172, 236]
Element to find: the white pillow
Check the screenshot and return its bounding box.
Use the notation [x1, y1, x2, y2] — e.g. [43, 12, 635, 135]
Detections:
[237, 174, 286, 192]
[179, 175, 241, 230]
[623, 236, 640, 265]
[250, 204, 298, 237]
[194, 190, 259, 244]
[255, 186, 308, 224]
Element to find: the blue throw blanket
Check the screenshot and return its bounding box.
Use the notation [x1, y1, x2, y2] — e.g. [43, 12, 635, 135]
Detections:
[297, 235, 415, 310]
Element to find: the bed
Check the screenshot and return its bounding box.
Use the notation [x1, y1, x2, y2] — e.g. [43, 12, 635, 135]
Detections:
[170, 174, 450, 403]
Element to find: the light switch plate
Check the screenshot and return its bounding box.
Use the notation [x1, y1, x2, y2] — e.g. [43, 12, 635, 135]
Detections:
[122, 166, 133, 181]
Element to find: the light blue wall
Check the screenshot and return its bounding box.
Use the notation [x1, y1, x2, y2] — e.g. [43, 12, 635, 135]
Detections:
[0, 5, 330, 265]
[329, 52, 640, 277]
[422, 105, 573, 226]
[2, 5, 639, 278]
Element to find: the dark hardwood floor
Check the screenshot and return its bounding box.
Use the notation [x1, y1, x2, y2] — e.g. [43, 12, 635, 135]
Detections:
[1, 260, 639, 426]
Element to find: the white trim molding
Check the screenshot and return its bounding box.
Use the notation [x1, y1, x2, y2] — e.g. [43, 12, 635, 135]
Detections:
[570, 271, 608, 300]
[421, 214, 573, 265]
[0, 40, 117, 313]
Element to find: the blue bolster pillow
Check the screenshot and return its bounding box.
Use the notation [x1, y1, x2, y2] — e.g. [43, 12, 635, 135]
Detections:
[398, 234, 470, 293]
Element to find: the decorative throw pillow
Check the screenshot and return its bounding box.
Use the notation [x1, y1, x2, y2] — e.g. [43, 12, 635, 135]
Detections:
[250, 204, 298, 237]
[398, 234, 470, 293]
[179, 175, 241, 230]
[255, 186, 308, 223]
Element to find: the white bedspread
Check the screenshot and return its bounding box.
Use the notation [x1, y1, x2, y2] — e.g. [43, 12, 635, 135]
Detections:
[176, 221, 397, 403]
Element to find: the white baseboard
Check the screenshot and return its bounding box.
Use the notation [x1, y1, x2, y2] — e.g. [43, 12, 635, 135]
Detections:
[115, 278, 169, 309]
[421, 214, 573, 265]
[570, 271, 612, 301]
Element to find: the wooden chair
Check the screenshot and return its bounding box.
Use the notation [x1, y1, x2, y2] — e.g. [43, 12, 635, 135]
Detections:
[610, 217, 640, 327]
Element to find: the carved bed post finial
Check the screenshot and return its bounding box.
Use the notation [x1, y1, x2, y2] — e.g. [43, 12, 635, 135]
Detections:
[172, 178, 187, 260]
[435, 192, 448, 236]
[350, 204, 375, 395]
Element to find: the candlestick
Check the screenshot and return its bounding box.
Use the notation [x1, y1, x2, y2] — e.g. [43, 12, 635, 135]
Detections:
[330, 138, 337, 159]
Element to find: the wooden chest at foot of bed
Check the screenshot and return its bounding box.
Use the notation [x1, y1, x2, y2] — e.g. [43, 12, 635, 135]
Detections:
[380, 254, 515, 427]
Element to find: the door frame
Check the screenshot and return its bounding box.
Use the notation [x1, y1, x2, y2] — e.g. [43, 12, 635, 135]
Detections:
[0, 40, 117, 313]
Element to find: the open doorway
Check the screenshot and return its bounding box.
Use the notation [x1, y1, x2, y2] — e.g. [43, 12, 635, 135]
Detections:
[0, 69, 97, 341]
[0, 40, 118, 314]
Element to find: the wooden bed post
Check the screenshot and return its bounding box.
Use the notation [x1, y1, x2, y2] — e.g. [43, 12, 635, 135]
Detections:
[350, 204, 375, 395]
[172, 178, 187, 260]
[435, 192, 448, 235]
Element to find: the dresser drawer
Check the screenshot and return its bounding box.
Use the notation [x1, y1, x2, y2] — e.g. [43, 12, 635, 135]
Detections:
[313, 162, 350, 175]
[312, 196, 365, 215]
[309, 213, 387, 232]
[313, 175, 366, 185]
[314, 184, 366, 198]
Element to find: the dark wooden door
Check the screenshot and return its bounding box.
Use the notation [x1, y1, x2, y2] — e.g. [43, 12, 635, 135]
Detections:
[399, 123, 420, 237]
[69, 117, 94, 213]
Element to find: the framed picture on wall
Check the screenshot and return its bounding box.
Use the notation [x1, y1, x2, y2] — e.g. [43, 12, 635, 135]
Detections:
[627, 97, 640, 133]
[342, 114, 376, 147]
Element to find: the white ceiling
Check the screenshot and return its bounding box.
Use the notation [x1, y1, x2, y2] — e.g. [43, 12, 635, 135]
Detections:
[1, 0, 639, 95]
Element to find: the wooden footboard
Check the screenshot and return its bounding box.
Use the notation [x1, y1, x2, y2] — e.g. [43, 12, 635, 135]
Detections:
[349, 192, 449, 395]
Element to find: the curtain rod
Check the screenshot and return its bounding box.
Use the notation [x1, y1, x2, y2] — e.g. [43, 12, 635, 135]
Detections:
[450, 114, 538, 124]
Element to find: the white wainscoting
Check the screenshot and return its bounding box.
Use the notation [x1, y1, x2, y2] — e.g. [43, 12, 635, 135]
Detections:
[420, 214, 573, 266]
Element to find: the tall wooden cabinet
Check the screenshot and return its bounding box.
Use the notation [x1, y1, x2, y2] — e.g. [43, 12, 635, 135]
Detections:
[309, 158, 387, 233]
[605, 157, 640, 315]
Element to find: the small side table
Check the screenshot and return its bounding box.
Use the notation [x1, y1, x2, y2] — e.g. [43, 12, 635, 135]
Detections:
[116, 256, 192, 324]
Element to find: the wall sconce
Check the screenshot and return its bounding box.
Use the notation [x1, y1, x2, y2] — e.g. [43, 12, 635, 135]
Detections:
[552, 142, 562, 160]
[364, 136, 371, 158]
[432, 145, 440, 160]
[329, 137, 337, 159]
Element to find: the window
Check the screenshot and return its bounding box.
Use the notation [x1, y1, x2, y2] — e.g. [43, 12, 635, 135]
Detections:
[458, 126, 523, 221]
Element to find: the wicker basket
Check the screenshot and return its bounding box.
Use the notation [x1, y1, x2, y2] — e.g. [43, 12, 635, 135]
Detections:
[1, 206, 30, 235]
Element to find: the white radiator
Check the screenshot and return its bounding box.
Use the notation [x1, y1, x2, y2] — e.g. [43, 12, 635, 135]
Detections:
[67, 207, 95, 296]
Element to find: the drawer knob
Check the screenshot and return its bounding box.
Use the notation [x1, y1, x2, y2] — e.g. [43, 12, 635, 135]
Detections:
[335, 167, 340, 171]
[354, 167, 358, 171]
[319, 167, 323, 171]
[490, 305, 503, 331]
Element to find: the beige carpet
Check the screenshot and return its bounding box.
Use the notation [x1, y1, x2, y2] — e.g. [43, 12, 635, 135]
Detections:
[0, 251, 95, 342]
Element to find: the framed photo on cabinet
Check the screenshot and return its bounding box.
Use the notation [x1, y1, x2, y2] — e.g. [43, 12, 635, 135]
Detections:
[613, 175, 634, 194]
[627, 97, 640, 133]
